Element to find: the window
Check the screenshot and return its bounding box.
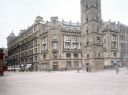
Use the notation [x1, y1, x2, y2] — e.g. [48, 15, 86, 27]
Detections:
[126, 51, 128, 58]
[96, 16, 98, 21]
[65, 42, 71, 49]
[67, 61, 72, 68]
[42, 37, 47, 51]
[97, 36, 100, 40]
[74, 61, 79, 67]
[52, 42, 58, 49]
[29, 41, 33, 48]
[86, 17, 88, 22]
[21, 53, 24, 57]
[113, 52, 117, 57]
[127, 43, 128, 48]
[87, 42, 89, 46]
[86, 5, 88, 9]
[42, 44, 47, 51]
[25, 51, 28, 56]
[86, 29, 88, 34]
[72, 36, 77, 42]
[34, 40, 37, 46]
[112, 34, 116, 41]
[43, 54, 46, 59]
[111, 42, 116, 49]
[21, 59, 24, 64]
[123, 43, 125, 48]
[25, 44, 28, 50]
[73, 43, 78, 49]
[87, 55, 89, 59]
[120, 35, 125, 41]
[29, 57, 33, 63]
[64, 35, 71, 41]
[74, 53, 78, 58]
[97, 27, 99, 32]
[66, 53, 71, 58]
[53, 33, 57, 40]
[34, 56, 37, 62]
[97, 36, 100, 44]
[53, 52, 57, 59]
[29, 49, 33, 55]
[34, 48, 37, 54]
[126, 36, 128, 41]
[42, 37, 47, 43]
[98, 54, 100, 58]
[104, 39, 106, 43]
[96, 1, 98, 8]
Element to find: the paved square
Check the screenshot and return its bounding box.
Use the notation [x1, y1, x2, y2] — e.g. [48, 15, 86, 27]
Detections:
[0, 68, 128, 95]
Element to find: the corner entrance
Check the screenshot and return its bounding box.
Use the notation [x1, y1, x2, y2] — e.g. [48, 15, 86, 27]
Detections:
[53, 62, 58, 71]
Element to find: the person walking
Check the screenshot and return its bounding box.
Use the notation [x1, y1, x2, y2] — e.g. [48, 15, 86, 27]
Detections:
[115, 65, 119, 74]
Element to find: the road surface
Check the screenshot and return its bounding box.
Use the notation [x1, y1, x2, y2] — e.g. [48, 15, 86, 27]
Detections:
[0, 68, 128, 95]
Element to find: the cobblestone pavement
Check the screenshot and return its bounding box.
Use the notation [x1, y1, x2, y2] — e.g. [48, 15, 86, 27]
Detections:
[0, 68, 128, 95]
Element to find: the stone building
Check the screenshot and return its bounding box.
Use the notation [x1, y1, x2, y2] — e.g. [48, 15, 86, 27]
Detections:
[103, 21, 128, 67]
[7, 16, 81, 71]
[7, 0, 128, 71]
[39, 17, 81, 71]
[103, 21, 121, 67]
[81, 0, 104, 71]
[118, 23, 128, 66]
[7, 16, 43, 71]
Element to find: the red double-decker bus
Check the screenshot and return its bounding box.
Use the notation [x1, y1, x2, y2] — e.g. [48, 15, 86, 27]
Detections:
[0, 48, 4, 76]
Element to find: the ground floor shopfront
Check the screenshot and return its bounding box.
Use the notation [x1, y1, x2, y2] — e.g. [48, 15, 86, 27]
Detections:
[34, 60, 82, 71]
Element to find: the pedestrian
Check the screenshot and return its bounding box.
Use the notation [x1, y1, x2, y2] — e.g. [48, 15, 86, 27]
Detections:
[86, 67, 89, 72]
[65, 67, 67, 71]
[115, 65, 119, 74]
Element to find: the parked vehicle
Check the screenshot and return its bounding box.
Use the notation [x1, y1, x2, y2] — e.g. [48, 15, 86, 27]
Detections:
[8, 66, 20, 72]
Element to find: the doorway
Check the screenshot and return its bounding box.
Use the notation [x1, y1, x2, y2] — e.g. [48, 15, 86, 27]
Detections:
[86, 63, 91, 72]
[53, 62, 58, 71]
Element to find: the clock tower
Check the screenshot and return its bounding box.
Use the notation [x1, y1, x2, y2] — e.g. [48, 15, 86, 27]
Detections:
[81, 0, 104, 71]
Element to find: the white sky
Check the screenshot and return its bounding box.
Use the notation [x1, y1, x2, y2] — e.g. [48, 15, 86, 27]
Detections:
[0, 0, 128, 48]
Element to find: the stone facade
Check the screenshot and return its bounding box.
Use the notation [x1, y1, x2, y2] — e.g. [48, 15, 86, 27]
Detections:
[81, 0, 104, 71]
[7, 16, 81, 71]
[103, 21, 128, 67]
[118, 23, 128, 66]
[103, 21, 121, 67]
[7, 0, 128, 71]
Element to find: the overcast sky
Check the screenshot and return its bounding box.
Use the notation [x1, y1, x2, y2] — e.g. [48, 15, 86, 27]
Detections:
[0, 0, 128, 48]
